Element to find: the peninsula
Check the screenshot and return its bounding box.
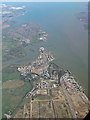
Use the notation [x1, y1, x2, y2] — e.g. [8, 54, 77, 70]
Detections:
[3, 47, 89, 119]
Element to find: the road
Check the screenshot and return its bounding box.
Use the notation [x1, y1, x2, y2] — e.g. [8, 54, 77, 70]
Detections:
[60, 76, 77, 119]
[23, 104, 29, 118]
[30, 94, 32, 118]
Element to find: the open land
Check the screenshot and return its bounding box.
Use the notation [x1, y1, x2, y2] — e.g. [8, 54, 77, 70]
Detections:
[2, 22, 48, 62]
[2, 47, 89, 119]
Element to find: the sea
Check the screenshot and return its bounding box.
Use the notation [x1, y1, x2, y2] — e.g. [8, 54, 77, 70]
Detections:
[3, 2, 88, 95]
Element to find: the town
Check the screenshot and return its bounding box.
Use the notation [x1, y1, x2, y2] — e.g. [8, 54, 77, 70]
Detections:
[18, 47, 54, 77]
[8, 47, 89, 119]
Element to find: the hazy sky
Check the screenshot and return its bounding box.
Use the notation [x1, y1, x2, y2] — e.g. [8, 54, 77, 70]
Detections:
[2, 0, 89, 2]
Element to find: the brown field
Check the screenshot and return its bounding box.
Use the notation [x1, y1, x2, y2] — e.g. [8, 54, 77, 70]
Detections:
[3, 79, 24, 89]
[32, 101, 54, 118]
[70, 94, 89, 118]
[53, 101, 70, 118]
[32, 101, 39, 118]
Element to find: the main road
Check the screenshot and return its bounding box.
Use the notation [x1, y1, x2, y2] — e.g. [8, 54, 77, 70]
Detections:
[60, 76, 77, 119]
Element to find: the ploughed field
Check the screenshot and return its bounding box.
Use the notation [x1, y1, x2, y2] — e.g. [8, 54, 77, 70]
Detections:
[14, 86, 71, 118]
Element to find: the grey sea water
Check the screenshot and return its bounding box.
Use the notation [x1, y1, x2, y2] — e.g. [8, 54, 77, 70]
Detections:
[3, 2, 88, 94]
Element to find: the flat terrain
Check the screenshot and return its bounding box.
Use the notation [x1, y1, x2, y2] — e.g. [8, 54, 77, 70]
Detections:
[2, 65, 32, 118]
[2, 22, 42, 62]
[70, 94, 88, 118]
[14, 86, 71, 118]
[3, 79, 24, 89]
[32, 101, 54, 118]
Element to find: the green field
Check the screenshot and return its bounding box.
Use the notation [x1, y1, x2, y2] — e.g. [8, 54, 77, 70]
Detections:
[2, 65, 32, 118]
[2, 28, 42, 62]
[33, 94, 52, 100]
[2, 65, 20, 83]
[2, 33, 26, 62]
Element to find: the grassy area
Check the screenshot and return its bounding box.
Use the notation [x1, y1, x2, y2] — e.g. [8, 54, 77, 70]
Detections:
[3, 79, 24, 89]
[2, 33, 27, 62]
[2, 65, 20, 83]
[2, 34, 18, 51]
[2, 45, 26, 62]
[33, 94, 51, 100]
[2, 72, 20, 83]
[2, 81, 32, 118]
[2, 65, 33, 118]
